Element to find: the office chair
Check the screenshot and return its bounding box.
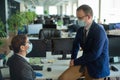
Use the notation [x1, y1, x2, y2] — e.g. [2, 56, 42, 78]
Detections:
[68, 24, 80, 32]
[39, 28, 61, 51]
[102, 24, 109, 31]
[39, 28, 61, 39]
[0, 70, 3, 80]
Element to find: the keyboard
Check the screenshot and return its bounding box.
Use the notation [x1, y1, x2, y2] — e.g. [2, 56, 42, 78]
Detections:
[30, 65, 43, 70]
[113, 64, 120, 69]
[110, 65, 119, 71]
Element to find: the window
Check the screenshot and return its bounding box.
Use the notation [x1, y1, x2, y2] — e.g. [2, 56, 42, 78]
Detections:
[101, 0, 120, 24]
[35, 6, 44, 15]
[66, 4, 70, 15]
[78, 0, 99, 23]
[73, 3, 77, 17]
[49, 6, 57, 15]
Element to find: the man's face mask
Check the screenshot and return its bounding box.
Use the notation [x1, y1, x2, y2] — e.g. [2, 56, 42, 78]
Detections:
[78, 19, 87, 27]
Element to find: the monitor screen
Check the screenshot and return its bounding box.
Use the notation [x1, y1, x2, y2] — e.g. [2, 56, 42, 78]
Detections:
[43, 24, 56, 29]
[108, 35, 120, 57]
[28, 24, 43, 34]
[102, 24, 109, 31]
[109, 23, 120, 30]
[63, 17, 70, 25]
[52, 38, 74, 59]
[26, 39, 46, 57]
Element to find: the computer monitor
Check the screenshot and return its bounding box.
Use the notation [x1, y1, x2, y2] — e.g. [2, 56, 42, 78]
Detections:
[63, 17, 70, 25]
[109, 23, 120, 30]
[43, 24, 56, 29]
[108, 35, 120, 63]
[52, 38, 74, 60]
[102, 24, 109, 31]
[108, 35, 120, 57]
[26, 39, 46, 58]
[28, 24, 43, 35]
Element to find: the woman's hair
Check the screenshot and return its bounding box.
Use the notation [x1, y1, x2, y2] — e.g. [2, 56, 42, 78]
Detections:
[11, 34, 27, 53]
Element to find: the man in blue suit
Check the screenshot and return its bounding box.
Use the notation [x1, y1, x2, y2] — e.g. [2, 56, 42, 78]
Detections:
[59, 5, 110, 80]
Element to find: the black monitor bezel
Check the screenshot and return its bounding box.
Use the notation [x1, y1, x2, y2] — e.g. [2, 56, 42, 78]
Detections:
[26, 39, 46, 58]
[51, 38, 74, 59]
[108, 35, 120, 57]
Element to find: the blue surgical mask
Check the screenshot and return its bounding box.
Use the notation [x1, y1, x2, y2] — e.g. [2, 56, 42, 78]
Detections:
[78, 20, 87, 27]
[27, 43, 33, 54]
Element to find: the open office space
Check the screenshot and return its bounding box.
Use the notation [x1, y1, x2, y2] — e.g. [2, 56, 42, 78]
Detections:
[0, 0, 120, 80]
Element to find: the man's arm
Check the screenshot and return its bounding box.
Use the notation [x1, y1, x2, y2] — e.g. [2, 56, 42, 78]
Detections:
[74, 27, 107, 65]
[71, 29, 81, 59]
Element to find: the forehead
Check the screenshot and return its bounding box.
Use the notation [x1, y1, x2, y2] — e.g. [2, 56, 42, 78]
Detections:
[76, 9, 85, 17]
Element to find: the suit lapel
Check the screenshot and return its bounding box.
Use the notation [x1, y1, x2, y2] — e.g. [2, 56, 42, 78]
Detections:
[14, 54, 32, 69]
[85, 21, 95, 43]
[15, 54, 36, 78]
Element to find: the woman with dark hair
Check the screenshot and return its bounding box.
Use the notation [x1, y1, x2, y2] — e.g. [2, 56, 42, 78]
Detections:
[7, 34, 36, 80]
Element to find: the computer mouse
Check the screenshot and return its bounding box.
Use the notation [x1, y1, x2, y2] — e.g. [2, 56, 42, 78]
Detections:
[110, 65, 119, 71]
[34, 72, 43, 77]
[47, 67, 52, 72]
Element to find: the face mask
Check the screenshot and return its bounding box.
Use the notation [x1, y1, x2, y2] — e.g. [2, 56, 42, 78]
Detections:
[27, 43, 33, 54]
[78, 20, 87, 27]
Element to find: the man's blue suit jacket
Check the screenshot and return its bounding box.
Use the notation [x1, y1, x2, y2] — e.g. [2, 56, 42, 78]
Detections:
[71, 21, 110, 78]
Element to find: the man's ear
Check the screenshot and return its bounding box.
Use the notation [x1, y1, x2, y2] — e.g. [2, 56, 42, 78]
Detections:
[87, 14, 91, 19]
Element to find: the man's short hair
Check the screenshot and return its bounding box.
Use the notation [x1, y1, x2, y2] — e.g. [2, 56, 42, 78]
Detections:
[11, 34, 27, 53]
[77, 4, 93, 17]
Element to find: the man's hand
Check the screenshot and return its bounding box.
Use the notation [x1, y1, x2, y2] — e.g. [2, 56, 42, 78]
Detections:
[69, 59, 74, 67]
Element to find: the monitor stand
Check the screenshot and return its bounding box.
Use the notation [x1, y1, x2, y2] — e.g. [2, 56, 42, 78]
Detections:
[57, 51, 71, 60]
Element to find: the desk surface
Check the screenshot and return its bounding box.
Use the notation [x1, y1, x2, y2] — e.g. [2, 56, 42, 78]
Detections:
[0, 59, 120, 80]
[109, 64, 120, 77]
[35, 60, 69, 80]
[4, 52, 120, 79]
[35, 60, 120, 80]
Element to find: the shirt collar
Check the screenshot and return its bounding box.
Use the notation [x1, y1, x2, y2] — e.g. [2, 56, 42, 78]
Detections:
[84, 21, 93, 31]
[17, 54, 29, 62]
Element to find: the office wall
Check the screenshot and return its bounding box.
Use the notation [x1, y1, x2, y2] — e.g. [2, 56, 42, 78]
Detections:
[0, 0, 6, 24]
[78, 0, 99, 22]
[101, 0, 120, 24]
[8, 0, 20, 17]
[20, 2, 26, 12]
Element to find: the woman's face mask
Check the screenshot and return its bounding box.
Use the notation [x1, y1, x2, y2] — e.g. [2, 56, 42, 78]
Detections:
[27, 42, 33, 54]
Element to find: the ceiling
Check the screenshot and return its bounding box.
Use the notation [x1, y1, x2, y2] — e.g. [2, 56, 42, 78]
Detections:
[15, 0, 77, 6]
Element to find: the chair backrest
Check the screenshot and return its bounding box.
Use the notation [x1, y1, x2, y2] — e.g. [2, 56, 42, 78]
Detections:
[39, 28, 61, 39]
[0, 69, 3, 80]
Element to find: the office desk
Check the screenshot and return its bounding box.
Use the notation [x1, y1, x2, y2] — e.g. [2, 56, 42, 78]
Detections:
[0, 60, 120, 80]
[109, 64, 120, 77]
[35, 60, 70, 80]
[57, 25, 68, 31]
[35, 60, 120, 80]
[3, 52, 120, 80]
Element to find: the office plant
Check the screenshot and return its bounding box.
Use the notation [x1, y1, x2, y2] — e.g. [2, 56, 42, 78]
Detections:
[24, 11, 36, 24]
[44, 10, 49, 15]
[0, 18, 6, 38]
[0, 18, 8, 54]
[7, 11, 37, 35]
[57, 20, 63, 26]
[7, 11, 27, 35]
